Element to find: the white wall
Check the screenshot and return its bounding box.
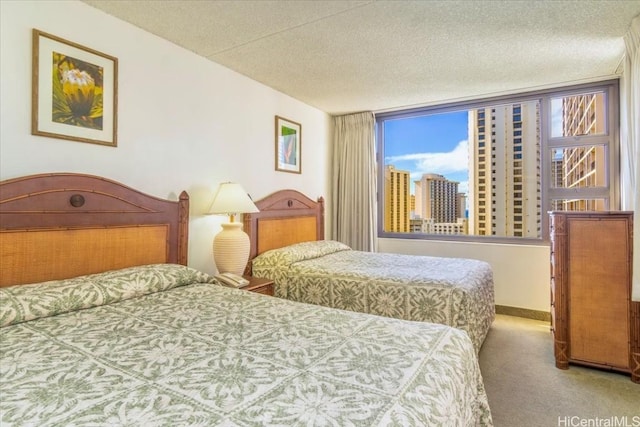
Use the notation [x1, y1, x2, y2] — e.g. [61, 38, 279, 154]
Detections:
[378, 238, 550, 313]
[0, 0, 331, 276]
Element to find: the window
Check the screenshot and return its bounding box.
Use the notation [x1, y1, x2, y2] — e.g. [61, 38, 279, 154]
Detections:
[376, 81, 619, 242]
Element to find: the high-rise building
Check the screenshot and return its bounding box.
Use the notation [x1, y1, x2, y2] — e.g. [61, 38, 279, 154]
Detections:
[557, 92, 606, 211]
[414, 173, 460, 223]
[456, 192, 467, 219]
[410, 194, 416, 219]
[410, 218, 468, 235]
[468, 102, 541, 237]
[384, 165, 410, 232]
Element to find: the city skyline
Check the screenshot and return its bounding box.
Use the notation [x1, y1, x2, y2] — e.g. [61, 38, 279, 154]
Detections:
[383, 102, 542, 237]
[383, 111, 469, 196]
[382, 91, 605, 238]
[383, 104, 565, 198]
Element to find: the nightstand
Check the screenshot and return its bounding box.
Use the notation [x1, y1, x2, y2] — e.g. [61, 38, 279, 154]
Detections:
[240, 276, 274, 296]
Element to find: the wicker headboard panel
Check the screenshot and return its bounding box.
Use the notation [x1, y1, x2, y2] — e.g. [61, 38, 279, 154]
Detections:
[0, 173, 189, 287]
[243, 189, 324, 274]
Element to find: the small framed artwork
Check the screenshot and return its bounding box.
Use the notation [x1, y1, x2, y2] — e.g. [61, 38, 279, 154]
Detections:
[275, 115, 301, 174]
[32, 29, 118, 147]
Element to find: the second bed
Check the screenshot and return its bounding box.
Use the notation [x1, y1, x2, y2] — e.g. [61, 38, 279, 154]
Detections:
[244, 190, 495, 353]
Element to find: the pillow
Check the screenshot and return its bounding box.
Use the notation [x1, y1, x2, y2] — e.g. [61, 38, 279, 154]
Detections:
[251, 241, 351, 298]
[0, 264, 216, 327]
[254, 240, 351, 267]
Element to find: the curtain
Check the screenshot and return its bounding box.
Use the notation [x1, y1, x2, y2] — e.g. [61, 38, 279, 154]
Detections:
[332, 112, 377, 252]
[621, 15, 640, 301]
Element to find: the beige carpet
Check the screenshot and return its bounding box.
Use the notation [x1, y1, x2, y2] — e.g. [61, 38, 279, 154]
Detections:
[479, 315, 640, 427]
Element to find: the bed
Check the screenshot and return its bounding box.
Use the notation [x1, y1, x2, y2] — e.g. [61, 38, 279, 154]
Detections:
[244, 189, 496, 353]
[0, 173, 492, 426]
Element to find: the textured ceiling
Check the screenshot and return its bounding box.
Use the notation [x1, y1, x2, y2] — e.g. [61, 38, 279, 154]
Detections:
[83, 0, 640, 115]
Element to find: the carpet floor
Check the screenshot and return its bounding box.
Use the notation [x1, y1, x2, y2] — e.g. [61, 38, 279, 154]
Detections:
[478, 315, 640, 427]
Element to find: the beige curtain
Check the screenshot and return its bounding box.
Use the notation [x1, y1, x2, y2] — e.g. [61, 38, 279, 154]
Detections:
[621, 15, 640, 301]
[332, 112, 377, 252]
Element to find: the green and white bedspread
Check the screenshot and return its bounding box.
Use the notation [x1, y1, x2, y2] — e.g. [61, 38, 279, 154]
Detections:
[0, 264, 493, 426]
[252, 241, 495, 353]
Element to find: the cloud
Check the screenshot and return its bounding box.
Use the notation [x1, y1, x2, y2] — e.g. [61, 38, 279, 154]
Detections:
[386, 139, 469, 176]
[458, 180, 469, 194]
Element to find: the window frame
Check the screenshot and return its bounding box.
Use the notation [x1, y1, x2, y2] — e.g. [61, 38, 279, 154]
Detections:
[375, 79, 620, 244]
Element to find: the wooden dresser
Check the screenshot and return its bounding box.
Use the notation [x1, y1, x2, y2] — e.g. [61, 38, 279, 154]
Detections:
[549, 211, 639, 383]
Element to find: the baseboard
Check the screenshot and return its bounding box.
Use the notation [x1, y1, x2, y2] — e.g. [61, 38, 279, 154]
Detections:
[495, 305, 550, 322]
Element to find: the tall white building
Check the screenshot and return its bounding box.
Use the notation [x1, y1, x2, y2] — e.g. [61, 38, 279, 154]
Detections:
[468, 102, 541, 237]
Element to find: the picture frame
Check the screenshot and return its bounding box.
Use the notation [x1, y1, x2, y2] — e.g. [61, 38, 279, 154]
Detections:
[32, 29, 118, 147]
[275, 115, 301, 174]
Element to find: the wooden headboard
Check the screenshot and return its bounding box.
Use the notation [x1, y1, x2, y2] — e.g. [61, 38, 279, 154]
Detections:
[0, 173, 189, 287]
[243, 189, 324, 274]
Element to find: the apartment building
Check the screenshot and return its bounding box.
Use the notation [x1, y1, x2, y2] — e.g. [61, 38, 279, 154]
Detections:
[383, 165, 411, 232]
[468, 102, 541, 238]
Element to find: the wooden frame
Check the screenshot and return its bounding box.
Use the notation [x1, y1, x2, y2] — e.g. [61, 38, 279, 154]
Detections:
[0, 173, 188, 286]
[275, 116, 301, 173]
[32, 29, 118, 147]
[243, 189, 324, 274]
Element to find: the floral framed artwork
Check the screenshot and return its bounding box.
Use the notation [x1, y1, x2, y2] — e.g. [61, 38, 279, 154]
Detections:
[31, 29, 118, 147]
[275, 115, 301, 174]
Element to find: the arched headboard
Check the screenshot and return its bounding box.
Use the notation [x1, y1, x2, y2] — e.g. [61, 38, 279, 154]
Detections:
[243, 189, 324, 274]
[0, 173, 189, 286]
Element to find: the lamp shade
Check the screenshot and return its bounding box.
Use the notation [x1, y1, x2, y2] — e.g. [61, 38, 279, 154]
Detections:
[209, 182, 259, 275]
[209, 182, 259, 217]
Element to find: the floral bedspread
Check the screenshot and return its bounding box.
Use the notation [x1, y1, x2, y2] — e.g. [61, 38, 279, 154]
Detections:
[252, 241, 495, 353]
[0, 264, 492, 426]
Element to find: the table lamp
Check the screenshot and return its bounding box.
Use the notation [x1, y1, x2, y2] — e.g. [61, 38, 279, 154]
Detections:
[208, 182, 259, 275]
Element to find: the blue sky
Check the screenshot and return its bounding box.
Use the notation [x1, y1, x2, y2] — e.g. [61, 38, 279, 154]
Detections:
[383, 111, 470, 194]
[383, 100, 567, 197]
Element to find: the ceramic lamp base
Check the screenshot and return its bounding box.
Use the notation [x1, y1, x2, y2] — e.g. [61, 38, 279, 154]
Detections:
[213, 222, 249, 275]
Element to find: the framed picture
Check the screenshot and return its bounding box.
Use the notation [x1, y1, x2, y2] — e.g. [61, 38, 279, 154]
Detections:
[275, 115, 301, 174]
[32, 29, 118, 147]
